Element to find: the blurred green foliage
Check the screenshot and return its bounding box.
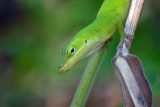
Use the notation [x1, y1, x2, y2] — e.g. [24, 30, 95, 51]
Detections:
[0, 0, 160, 106]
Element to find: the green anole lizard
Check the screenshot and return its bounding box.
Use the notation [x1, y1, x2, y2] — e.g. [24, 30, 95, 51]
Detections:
[58, 0, 130, 74]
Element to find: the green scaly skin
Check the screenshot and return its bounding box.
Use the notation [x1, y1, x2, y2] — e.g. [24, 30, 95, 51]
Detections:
[58, 0, 130, 74]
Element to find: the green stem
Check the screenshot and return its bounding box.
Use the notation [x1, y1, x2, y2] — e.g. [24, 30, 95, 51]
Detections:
[70, 45, 106, 107]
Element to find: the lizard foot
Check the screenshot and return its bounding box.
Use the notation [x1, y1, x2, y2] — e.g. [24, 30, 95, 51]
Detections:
[117, 35, 131, 50]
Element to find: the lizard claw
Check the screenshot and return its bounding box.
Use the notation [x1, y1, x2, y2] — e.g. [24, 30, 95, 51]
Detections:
[117, 35, 131, 50]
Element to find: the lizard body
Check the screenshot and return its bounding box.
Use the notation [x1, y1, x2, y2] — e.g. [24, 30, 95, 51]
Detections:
[58, 0, 130, 74]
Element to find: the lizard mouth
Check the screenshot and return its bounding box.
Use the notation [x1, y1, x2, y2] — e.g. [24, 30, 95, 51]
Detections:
[58, 69, 70, 74]
[58, 60, 74, 74]
[58, 66, 70, 74]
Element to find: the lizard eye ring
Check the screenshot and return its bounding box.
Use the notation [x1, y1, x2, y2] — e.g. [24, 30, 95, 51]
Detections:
[71, 48, 75, 54]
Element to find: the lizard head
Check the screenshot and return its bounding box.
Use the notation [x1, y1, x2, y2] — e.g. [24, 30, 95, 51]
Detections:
[58, 30, 91, 74]
[58, 22, 103, 74]
[58, 39, 89, 74]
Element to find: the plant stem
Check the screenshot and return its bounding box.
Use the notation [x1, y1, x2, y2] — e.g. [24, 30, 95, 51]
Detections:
[70, 45, 106, 107]
[112, 0, 151, 106]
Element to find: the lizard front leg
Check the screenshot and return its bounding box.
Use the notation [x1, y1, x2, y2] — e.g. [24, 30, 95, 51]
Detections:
[117, 22, 130, 49]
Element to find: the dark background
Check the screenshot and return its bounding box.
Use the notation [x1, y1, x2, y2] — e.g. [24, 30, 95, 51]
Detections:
[0, 0, 160, 106]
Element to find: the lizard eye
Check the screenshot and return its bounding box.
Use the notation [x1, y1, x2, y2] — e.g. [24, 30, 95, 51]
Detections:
[71, 48, 75, 54]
